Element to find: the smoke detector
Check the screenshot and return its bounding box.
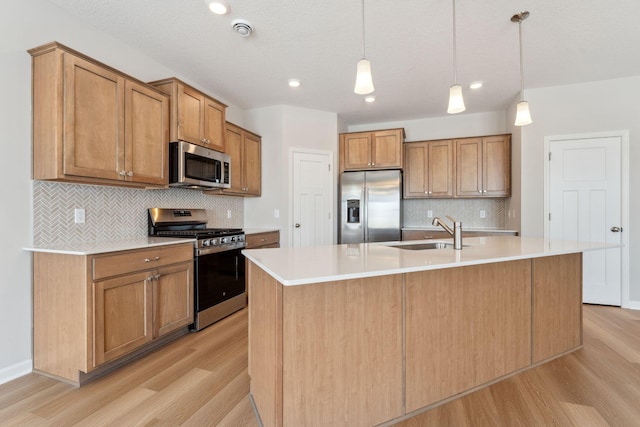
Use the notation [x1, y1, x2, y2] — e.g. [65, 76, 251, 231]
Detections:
[231, 19, 254, 37]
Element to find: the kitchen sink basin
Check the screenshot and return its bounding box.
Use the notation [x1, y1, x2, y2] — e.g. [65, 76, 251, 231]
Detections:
[389, 242, 470, 250]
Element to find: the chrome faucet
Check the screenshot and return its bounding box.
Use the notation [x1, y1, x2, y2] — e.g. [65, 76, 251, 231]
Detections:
[432, 216, 463, 250]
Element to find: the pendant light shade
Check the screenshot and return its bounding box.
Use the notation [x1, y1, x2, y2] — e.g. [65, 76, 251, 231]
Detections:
[447, 0, 465, 114]
[512, 11, 532, 126]
[354, 0, 374, 95]
[514, 101, 532, 126]
[354, 59, 375, 95]
[447, 85, 465, 114]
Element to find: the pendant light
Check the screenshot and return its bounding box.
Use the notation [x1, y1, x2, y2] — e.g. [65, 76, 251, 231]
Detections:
[354, 0, 374, 95]
[447, 0, 465, 114]
[512, 11, 532, 126]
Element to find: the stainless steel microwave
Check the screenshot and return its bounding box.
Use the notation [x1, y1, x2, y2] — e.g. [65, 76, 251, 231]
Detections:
[169, 141, 231, 190]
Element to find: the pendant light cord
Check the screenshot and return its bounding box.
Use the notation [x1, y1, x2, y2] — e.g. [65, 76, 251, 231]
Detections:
[452, 0, 458, 84]
[518, 18, 525, 101]
[361, 0, 366, 58]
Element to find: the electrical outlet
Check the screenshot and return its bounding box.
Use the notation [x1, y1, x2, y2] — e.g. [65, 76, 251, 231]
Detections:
[480, 210, 486, 219]
[227, 210, 232, 219]
[74, 208, 85, 224]
[427, 210, 433, 218]
[274, 209, 280, 218]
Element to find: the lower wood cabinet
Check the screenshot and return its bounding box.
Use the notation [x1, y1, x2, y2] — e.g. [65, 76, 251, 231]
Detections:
[33, 243, 193, 384]
[246, 230, 280, 248]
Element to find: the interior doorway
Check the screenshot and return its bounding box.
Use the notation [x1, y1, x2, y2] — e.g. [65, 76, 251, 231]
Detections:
[544, 131, 629, 306]
[291, 149, 334, 248]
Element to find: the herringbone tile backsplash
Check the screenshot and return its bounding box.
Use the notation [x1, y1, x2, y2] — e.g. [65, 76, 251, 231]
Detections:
[403, 198, 506, 229]
[33, 182, 243, 245]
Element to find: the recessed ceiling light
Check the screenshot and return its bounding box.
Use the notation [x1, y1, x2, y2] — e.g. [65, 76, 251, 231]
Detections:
[206, 0, 230, 15]
[288, 79, 301, 88]
[470, 81, 483, 89]
[365, 96, 376, 103]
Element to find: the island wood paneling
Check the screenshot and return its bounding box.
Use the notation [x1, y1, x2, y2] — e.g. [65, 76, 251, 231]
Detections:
[405, 259, 532, 412]
[281, 275, 403, 426]
[532, 253, 583, 363]
[247, 262, 283, 427]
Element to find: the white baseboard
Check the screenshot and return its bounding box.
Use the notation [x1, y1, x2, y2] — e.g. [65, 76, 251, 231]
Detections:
[623, 300, 640, 310]
[0, 359, 32, 385]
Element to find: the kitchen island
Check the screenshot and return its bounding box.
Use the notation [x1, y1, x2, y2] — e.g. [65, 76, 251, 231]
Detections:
[243, 236, 609, 427]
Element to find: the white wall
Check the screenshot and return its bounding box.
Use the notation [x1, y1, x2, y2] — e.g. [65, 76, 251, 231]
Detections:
[0, 0, 244, 383]
[347, 111, 507, 141]
[245, 106, 339, 246]
[518, 77, 640, 303]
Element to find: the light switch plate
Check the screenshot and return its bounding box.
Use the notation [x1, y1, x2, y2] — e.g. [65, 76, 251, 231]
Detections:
[480, 210, 486, 219]
[227, 210, 232, 219]
[427, 210, 433, 218]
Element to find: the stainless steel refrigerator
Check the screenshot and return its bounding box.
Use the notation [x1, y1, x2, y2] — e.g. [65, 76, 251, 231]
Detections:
[339, 170, 402, 243]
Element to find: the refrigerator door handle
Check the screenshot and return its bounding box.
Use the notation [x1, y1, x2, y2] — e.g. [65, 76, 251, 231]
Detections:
[363, 182, 368, 242]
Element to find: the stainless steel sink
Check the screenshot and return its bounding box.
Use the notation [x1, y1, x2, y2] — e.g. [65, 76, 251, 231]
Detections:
[390, 242, 452, 250]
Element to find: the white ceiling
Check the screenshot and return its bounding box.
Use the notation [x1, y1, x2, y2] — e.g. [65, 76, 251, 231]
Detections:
[47, 0, 640, 126]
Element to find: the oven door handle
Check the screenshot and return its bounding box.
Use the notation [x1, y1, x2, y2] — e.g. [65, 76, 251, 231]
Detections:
[196, 243, 246, 256]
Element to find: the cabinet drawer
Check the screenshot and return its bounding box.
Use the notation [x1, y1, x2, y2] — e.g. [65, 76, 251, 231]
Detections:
[93, 243, 193, 281]
[246, 231, 280, 248]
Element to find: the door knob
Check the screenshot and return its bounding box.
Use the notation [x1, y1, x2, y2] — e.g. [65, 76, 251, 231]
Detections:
[610, 226, 622, 232]
[295, 223, 301, 228]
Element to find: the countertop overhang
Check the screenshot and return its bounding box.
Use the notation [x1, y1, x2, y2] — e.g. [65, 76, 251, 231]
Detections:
[242, 236, 615, 286]
[24, 237, 195, 255]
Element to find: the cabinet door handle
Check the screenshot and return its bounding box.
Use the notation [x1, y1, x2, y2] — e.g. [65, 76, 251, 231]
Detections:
[144, 256, 160, 263]
[611, 226, 623, 232]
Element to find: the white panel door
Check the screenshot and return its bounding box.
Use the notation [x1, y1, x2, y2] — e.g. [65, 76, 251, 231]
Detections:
[548, 136, 622, 305]
[292, 150, 333, 248]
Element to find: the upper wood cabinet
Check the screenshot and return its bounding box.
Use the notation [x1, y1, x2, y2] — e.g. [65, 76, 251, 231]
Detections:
[205, 122, 262, 196]
[404, 140, 454, 198]
[29, 42, 169, 188]
[455, 134, 511, 197]
[339, 128, 405, 172]
[149, 77, 226, 152]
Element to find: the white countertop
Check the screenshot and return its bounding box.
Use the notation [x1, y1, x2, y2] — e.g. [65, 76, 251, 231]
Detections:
[24, 237, 195, 255]
[242, 236, 613, 286]
[403, 226, 519, 234]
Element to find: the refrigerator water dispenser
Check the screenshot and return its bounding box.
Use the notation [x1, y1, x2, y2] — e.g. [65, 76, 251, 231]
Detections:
[347, 200, 360, 223]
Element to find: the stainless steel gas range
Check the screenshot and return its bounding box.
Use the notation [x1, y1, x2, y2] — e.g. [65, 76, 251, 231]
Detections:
[148, 208, 246, 331]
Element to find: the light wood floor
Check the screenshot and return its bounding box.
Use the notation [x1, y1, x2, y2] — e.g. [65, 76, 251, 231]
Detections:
[1, 304, 639, 426]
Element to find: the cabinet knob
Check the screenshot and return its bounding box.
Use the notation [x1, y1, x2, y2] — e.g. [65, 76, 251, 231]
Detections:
[127, 171, 133, 177]
[478, 190, 482, 193]
[119, 170, 126, 176]
[483, 190, 487, 193]
[295, 223, 301, 228]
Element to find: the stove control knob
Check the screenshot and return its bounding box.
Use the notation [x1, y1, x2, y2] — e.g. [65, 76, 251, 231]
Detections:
[220, 237, 228, 244]
[230, 236, 237, 242]
[202, 239, 211, 247]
